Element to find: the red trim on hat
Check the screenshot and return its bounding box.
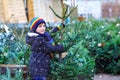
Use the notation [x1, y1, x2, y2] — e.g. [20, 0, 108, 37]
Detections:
[30, 18, 43, 30]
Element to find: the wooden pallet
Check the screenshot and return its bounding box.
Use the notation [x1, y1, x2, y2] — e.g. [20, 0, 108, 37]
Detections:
[0, 64, 28, 79]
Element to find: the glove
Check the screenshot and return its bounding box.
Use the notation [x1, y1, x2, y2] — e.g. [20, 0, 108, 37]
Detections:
[61, 23, 65, 28]
[51, 23, 65, 33]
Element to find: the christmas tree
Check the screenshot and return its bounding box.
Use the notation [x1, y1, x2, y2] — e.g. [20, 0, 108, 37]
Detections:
[49, 20, 95, 80]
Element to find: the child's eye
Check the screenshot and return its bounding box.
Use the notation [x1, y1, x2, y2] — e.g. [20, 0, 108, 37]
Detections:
[38, 25, 42, 28]
[42, 25, 45, 27]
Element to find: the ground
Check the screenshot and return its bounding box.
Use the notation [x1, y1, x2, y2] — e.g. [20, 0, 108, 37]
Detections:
[94, 73, 120, 80]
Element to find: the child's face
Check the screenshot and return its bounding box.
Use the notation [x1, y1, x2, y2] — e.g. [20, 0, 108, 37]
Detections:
[36, 23, 46, 34]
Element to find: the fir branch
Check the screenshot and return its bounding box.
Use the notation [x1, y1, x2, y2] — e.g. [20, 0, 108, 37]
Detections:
[49, 6, 62, 19]
[65, 5, 78, 19]
[62, 5, 68, 19]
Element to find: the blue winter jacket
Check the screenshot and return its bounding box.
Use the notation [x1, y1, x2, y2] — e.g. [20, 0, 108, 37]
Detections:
[26, 31, 64, 77]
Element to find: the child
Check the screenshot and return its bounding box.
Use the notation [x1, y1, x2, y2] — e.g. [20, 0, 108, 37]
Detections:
[26, 17, 65, 80]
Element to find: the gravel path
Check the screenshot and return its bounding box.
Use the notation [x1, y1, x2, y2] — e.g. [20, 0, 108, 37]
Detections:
[94, 74, 120, 80]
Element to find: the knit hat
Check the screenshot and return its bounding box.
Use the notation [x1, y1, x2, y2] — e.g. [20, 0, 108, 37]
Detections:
[29, 17, 46, 31]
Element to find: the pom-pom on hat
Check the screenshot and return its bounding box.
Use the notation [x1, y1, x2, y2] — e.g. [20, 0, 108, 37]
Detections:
[29, 17, 46, 31]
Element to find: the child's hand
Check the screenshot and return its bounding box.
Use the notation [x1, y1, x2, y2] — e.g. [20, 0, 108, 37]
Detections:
[61, 52, 68, 58]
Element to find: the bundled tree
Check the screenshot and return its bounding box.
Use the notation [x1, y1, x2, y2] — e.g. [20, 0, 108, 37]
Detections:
[49, 20, 95, 80]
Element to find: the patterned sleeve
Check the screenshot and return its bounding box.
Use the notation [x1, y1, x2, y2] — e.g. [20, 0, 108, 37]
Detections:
[45, 43, 64, 53]
[31, 36, 64, 54]
[45, 32, 55, 45]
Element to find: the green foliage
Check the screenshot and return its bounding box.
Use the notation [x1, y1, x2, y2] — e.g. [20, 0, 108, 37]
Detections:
[50, 18, 120, 80]
[0, 27, 30, 65]
[79, 19, 120, 74]
[0, 26, 30, 79]
[50, 43, 95, 80]
[49, 20, 95, 80]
